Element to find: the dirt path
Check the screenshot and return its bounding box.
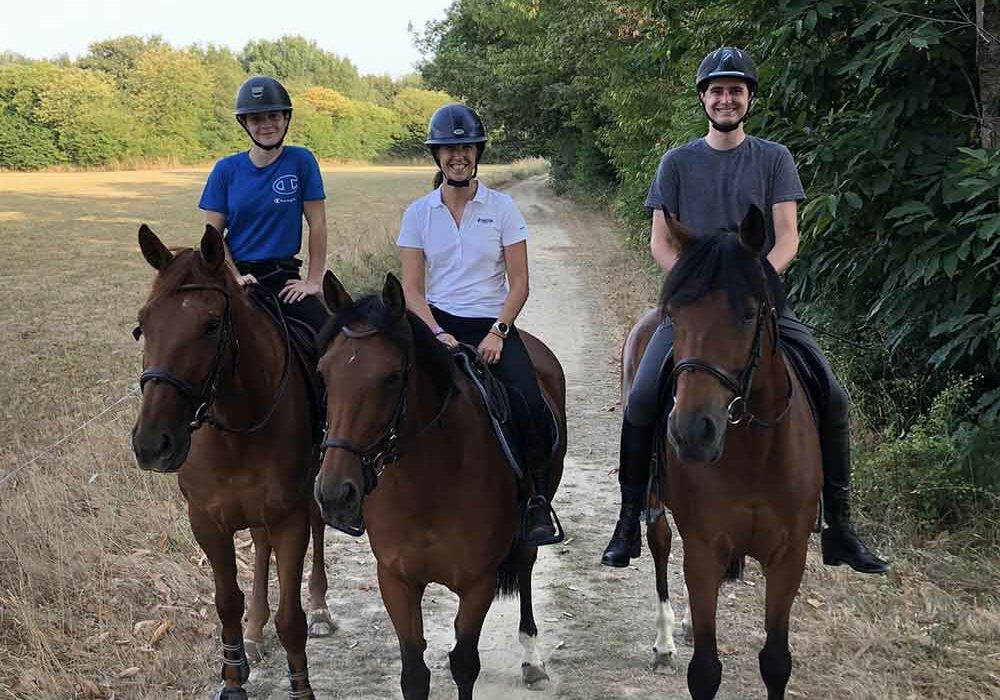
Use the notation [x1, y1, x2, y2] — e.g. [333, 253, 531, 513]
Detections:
[245, 177, 790, 699]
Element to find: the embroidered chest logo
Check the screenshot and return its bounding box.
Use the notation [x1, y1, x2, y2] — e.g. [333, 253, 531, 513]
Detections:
[476, 217, 494, 224]
[272, 174, 299, 196]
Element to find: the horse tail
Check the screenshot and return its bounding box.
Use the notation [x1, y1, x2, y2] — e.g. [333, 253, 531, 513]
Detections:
[494, 542, 521, 599]
[724, 555, 745, 581]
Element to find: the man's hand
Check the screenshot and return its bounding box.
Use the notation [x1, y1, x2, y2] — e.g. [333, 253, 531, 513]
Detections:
[236, 273, 258, 287]
[280, 278, 320, 303]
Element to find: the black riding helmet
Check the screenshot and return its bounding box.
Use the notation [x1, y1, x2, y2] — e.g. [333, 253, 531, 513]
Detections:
[696, 47, 758, 133]
[234, 75, 293, 151]
[425, 104, 487, 188]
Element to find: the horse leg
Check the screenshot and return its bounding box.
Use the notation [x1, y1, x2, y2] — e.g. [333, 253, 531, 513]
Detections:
[271, 506, 314, 699]
[515, 544, 548, 686]
[449, 576, 496, 700]
[758, 544, 808, 700]
[684, 545, 724, 700]
[378, 564, 430, 700]
[190, 517, 251, 699]
[647, 513, 677, 670]
[245, 527, 271, 662]
[306, 501, 335, 637]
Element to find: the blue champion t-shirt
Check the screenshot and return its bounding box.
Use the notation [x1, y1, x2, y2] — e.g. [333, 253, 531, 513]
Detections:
[198, 146, 326, 262]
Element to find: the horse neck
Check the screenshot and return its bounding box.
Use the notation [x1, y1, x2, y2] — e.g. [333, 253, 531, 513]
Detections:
[214, 294, 285, 416]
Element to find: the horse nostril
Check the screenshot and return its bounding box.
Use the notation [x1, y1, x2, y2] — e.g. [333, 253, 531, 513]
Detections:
[335, 481, 359, 511]
[700, 416, 717, 446]
[158, 432, 173, 458]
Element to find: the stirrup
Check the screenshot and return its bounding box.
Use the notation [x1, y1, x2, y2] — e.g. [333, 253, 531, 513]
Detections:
[522, 497, 565, 546]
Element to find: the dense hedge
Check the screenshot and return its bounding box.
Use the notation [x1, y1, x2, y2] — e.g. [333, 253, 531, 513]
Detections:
[0, 35, 451, 169]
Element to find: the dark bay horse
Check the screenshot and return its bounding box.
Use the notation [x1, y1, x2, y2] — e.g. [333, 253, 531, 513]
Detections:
[314, 271, 566, 700]
[130, 225, 333, 700]
[625, 208, 822, 699]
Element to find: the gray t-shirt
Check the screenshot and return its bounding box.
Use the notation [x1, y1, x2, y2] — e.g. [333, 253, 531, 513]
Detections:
[644, 136, 805, 254]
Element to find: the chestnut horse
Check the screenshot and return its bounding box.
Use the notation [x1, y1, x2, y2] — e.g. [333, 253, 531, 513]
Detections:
[626, 208, 822, 699]
[314, 271, 566, 700]
[130, 225, 333, 700]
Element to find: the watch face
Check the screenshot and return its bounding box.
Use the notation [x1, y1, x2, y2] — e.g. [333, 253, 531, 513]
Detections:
[497, 322, 509, 334]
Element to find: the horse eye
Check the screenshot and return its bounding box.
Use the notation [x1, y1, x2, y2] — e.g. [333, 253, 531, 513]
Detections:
[204, 318, 221, 336]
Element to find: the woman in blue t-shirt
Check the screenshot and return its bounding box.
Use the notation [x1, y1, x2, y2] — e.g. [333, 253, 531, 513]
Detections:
[199, 75, 329, 330]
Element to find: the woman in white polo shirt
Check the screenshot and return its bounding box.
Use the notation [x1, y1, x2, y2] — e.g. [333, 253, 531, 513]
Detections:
[397, 103, 561, 548]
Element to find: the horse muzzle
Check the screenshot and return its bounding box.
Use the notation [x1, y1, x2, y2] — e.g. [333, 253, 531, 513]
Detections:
[667, 408, 725, 464]
[130, 422, 190, 473]
[314, 472, 366, 536]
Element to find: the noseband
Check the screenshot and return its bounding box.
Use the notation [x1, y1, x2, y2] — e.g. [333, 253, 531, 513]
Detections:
[670, 297, 791, 428]
[134, 283, 291, 433]
[320, 324, 453, 509]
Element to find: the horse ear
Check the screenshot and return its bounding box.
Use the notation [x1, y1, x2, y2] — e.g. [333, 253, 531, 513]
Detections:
[323, 270, 353, 312]
[738, 205, 767, 256]
[200, 225, 226, 271]
[138, 224, 174, 270]
[382, 273, 407, 320]
[662, 207, 695, 252]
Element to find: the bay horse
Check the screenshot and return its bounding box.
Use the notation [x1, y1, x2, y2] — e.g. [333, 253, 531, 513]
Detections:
[130, 224, 334, 700]
[313, 271, 566, 700]
[626, 207, 822, 699]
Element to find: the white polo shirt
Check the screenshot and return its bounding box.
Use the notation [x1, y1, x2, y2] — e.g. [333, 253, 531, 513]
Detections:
[396, 182, 529, 318]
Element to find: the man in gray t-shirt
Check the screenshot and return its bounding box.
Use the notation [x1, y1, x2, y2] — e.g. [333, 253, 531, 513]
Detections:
[601, 47, 888, 575]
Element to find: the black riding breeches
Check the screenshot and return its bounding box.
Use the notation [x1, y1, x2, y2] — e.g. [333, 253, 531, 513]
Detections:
[430, 306, 551, 457]
[236, 258, 330, 333]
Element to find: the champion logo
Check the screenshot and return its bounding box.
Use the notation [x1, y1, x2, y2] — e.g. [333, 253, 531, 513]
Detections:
[272, 174, 299, 195]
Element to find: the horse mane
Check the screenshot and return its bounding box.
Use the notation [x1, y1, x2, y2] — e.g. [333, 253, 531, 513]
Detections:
[658, 231, 786, 319]
[317, 295, 456, 400]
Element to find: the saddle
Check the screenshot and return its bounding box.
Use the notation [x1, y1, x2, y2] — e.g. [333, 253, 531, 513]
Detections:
[245, 286, 327, 445]
[451, 344, 560, 481]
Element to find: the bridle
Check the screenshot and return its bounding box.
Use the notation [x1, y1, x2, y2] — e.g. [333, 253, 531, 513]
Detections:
[670, 295, 791, 429]
[134, 284, 291, 433]
[319, 323, 453, 533]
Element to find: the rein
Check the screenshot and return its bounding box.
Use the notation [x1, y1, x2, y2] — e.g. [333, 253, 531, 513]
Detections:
[135, 283, 292, 434]
[319, 323, 454, 522]
[671, 298, 792, 429]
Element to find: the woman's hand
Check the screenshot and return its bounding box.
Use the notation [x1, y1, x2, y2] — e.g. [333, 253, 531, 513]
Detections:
[280, 278, 320, 303]
[477, 333, 503, 364]
[436, 332, 459, 349]
[236, 273, 258, 287]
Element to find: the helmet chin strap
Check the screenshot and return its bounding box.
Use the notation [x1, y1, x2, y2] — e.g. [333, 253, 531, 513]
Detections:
[239, 114, 292, 151]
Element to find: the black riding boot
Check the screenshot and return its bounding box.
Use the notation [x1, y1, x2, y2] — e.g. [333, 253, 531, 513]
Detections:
[523, 460, 563, 547]
[602, 420, 653, 568]
[821, 423, 889, 574]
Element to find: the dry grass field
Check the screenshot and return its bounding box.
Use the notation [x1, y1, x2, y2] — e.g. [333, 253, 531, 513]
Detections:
[0, 160, 545, 699]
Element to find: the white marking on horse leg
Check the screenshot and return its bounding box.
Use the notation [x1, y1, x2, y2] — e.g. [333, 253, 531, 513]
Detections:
[652, 598, 677, 667]
[519, 631, 549, 685]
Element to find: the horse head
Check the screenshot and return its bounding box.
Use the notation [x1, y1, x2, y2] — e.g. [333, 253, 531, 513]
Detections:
[661, 205, 783, 463]
[314, 271, 415, 535]
[130, 224, 235, 472]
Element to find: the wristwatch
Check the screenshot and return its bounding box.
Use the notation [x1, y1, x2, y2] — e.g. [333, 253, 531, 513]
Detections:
[491, 320, 510, 339]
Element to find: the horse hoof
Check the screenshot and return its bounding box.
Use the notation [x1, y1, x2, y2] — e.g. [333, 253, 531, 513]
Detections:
[651, 648, 677, 672]
[214, 687, 249, 700]
[244, 637, 264, 663]
[308, 608, 337, 638]
[521, 662, 549, 687]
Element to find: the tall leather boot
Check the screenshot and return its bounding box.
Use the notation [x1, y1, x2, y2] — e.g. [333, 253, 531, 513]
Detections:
[601, 419, 654, 568]
[821, 417, 889, 574]
[522, 427, 563, 547]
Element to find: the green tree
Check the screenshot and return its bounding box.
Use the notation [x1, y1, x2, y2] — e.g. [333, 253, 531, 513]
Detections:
[240, 36, 374, 101]
[78, 35, 166, 91]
